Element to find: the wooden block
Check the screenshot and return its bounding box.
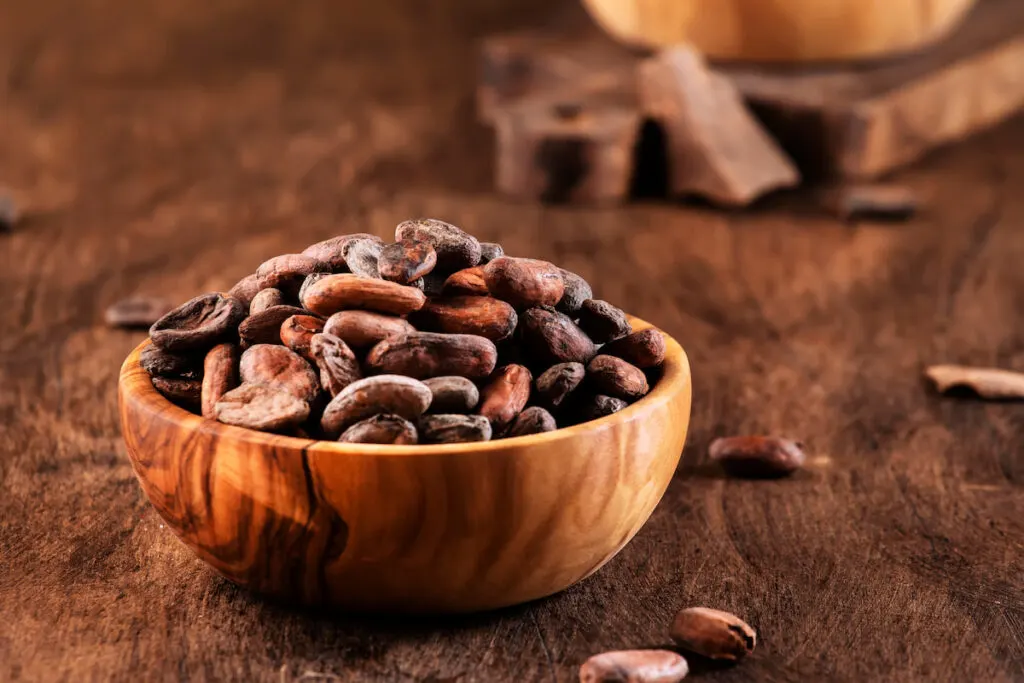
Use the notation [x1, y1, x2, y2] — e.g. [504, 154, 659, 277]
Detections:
[638, 47, 800, 207]
[819, 183, 919, 221]
[493, 102, 641, 204]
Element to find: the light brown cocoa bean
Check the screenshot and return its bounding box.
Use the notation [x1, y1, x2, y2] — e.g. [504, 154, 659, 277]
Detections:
[255, 254, 329, 296]
[342, 236, 384, 278]
[520, 306, 597, 365]
[478, 364, 532, 430]
[140, 344, 203, 379]
[556, 268, 593, 315]
[587, 355, 649, 401]
[670, 607, 756, 661]
[479, 242, 504, 264]
[365, 332, 497, 380]
[249, 287, 286, 315]
[483, 257, 564, 310]
[150, 292, 247, 352]
[505, 406, 556, 437]
[338, 414, 418, 445]
[227, 273, 261, 309]
[708, 436, 805, 478]
[395, 218, 481, 271]
[309, 333, 362, 396]
[300, 274, 426, 317]
[280, 314, 325, 359]
[323, 310, 416, 348]
[423, 376, 479, 413]
[151, 376, 202, 408]
[443, 266, 489, 296]
[104, 295, 174, 329]
[301, 233, 382, 272]
[414, 296, 517, 342]
[575, 394, 628, 422]
[578, 299, 632, 343]
[320, 375, 432, 436]
[378, 240, 437, 284]
[418, 414, 492, 444]
[214, 383, 310, 432]
[239, 344, 319, 402]
[535, 362, 586, 408]
[601, 329, 666, 369]
[238, 305, 309, 348]
[201, 343, 239, 418]
[579, 650, 689, 683]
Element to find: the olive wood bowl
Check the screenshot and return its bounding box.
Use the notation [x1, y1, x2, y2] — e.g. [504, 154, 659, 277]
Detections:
[118, 317, 691, 613]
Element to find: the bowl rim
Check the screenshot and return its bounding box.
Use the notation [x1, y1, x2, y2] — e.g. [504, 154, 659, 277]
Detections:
[119, 316, 691, 457]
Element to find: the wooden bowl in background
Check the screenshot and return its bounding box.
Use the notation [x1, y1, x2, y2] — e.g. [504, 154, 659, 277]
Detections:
[118, 318, 692, 613]
[582, 0, 979, 62]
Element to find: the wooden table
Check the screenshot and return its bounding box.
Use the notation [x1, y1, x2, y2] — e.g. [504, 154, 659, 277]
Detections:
[2, 1, 1023, 681]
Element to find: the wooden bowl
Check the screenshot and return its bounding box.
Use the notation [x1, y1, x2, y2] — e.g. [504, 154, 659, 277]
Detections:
[582, 0, 978, 62]
[118, 318, 691, 613]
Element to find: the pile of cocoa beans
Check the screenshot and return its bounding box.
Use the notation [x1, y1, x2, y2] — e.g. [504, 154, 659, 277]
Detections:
[141, 219, 667, 444]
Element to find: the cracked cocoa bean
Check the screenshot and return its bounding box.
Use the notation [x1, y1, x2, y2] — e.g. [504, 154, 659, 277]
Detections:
[249, 288, 286, 315]
[579, 650, 689, 683]
[670, 607, 756, 661]
[309, 333, 362, 396]
[338, 414, 418, 445]
[239, 344, 319, 402]
[238, 305, 309, 348]
[150, 292, 246, 352]
[378, 240, 437, 284]
[478, 364, 532, 430]
[423, 376, 479, 413]
[520, 306, 597, 365]
[395, 218, 481, 271]
[366, 332, 497, 380]
[201, 343, 240, 419]
[323, 310, 416, 349]
[535, 362, 585, 408]
[300, 274, 426, 317]
[255, 254, 329, 296]
[577, 299, 632, 343]
[587, 355, 649, 401]
[483, 257, 564, 310]
[321, 375, 432, 436]
[505, 406, 556, 437]
[708, 436, 805, 478]
[600, 329, 666, 369]
[214, 383, 310, 432]
[413, 295, 517, 342]
[418, 414, 492, 444]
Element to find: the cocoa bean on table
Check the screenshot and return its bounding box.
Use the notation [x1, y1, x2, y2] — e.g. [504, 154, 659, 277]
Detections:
[478, 364, 532, 430]
[214, 383, 310, 432]
[320, 375, 432, 436]
[150, 292, 247, 352]
[418, 414, 492, 444]
[586, 355, 649, 401]
[423, 376, 479, 413]
[365, 331, 498, 380]
[249, 288, 287, 315]
[579, 650, 689, 683]
[395, 218, 482, 271]
[413, 295, 517, 342]
[323, 310, 416, 349]
[708, 436, 805, 478]
[239, 344, 320, 402]
[520, 306, 597, 366]
[238, 305, 309, 348]
[442, 266, 489, 297]
[300, 274, 426, 317]
[535, 362, 586, 408]
[600, 328, 666, 369]
[577, 299, 632, 343]
[255, 254, 329, 296]
[338, 414, 418, 445]
[378, 240, 437, 284]
[201, 343, 240, 419]
[669, 607, 756, 661]
[309, 333, 362, 396]
[483, 256, 564, 310]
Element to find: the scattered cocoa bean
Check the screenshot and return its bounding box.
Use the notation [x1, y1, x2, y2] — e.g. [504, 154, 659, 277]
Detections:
[104, 295, 175, 329]
[556, 268, 593, 316]
[587, 355, 649, 401]
[255, 254, 329, 296]
[478, 364, 532, 430]
[378, 240, 437, 284]
[342, 236, 385, 279]
[301, 233, 382, 272]
[366, 332, 498, 380]
[443, 266, 489, 296]
[214, 383, 310, 432]
[301, 274, 426, 317]
[395, 218, 482, 271]
[601, 329, 667, 369]
[140, 343, 202, 379]
[575, 394, 628, 422]
[520, 306, 597, 365]
[483, 257, 564, 309]
[249, 287, 286, 315]
[320, 375, 432, 436]
[670, 607, 756, 661]
[280, 314, 325, 359]
[239, 344, 319, 402]
[479, 242, 504, 264]
[414, 296, 518, 342]
[227, 273, 261, 309]
[535, 362, 586, 408]
[201, 343, 240, 418]
[708, 436, 805, 478]
[338, 414, 418, 445]
[238, 305, 309, 348]
[150, 292, 246, 352]
[578, 299, 632, 343]
[151, 376, 202, 408]
[0, 193, 20, 233]
[505, 406, 556, 437]
[418, 414, 492, 444]
[323, 310, 416, 349]
[309, 333, 362, 396]
[579, 650, 689, 683]
[422, 376, 479, 413]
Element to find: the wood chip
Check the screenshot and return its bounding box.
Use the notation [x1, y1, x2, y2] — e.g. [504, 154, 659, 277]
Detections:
[926, 365, 1024, 400]
[821, 183, 918, 221]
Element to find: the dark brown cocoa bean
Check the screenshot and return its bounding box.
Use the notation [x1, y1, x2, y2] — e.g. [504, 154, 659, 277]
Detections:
[423, 376, 479, 413]
[280, 314, 325, 359]
[575, 394, 628, 422]
[708, 436, 805, 478]
[600, 329, 666, 369]
[378, 240, 437, 284]
[342, 236, 384, 279]
[443, 266, 489, 296]
[578, 299, 632, 343]
[239, 344, 319, 402]
[478, 364, 532, 430]
[104, 295, 174, 329]
[227, 273, 261, 309]
[587, 355, 649, 401]
[151, 376, 202, 408]
[301, 233, 382, 272]
[298, 272, 332, 303]
[413, 296, 517, 342]
[150, 292, 246, 352]
[579, 650, 689, 683]
[249, 288, 286, 315]
[520, 306, 597, 365]
[556, 268, 593, 315]
[479, 242, 504, 264]
[201, 343, 240, 418]
[320, 375, 432, 436]
[255, 254, 329, 296]
[238, 305, 309, 348]
[395, 218, 482, 271]
[323, 310, 416, 349]
[300, 274, 426, 317]
[483, 257, 564, 310]
[140, 344, 203, 379]
[421, 272, 448, 297]
[418, 414, 492, 444]
[309, 333, 362, 396]
[214, 383, 310, 432]
[670, 607, 756, 661]
[535, 362, 585, 408]
[338, 414, 418, 445]
[504, 406, 556, 437]
[365, 332, 497, 380]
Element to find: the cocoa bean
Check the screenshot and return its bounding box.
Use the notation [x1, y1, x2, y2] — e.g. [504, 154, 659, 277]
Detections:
[323, 310, 416, 349]
[578, 299, 632, 343]
[227, 273, 261, 309]
[670, 607, 756, 661]
[309, 333, 362, 396]
[280, 314, 325, 359]
[708, 436, 805, 478]
[255, 254, 329, 296]
[338, 414, 418, 445]
[378, 240, 437, 284]
[535, 362, 585, 408]
[105, 295, 174, 329]
[479, 242, 504, 264]
[556, 268, 593, 315]
[505, 406, 556, 437]
[587, 355, 649, 401]
[395, 218, 481, 270]
[150, 292, 246, 352]
[483, 257, 564, 310]
[140, 344, 202, 379]
[214, 383, 310, 432]
[413, 296, 517, 343]
[298, 272, 332, 303]
[151, 376, 202, 408]
[423, 376, 479, 413]
[238, 305, 309, 348]
[520, 306, 597, 365]
[239, 344, 319, 402]
[600, 329, 666, 369]
[421, 272, 448, 297]
[301, 233, 382, 272]
[365, 332, 497, 380]
[443, 266, 489, 296]
[320, 375, 432, 436]
[418, 414, 492, 444]
[478, 364, 532, 430]
[201, 343, 240, 418]
[342, 236, 384, 279]
[300, 274, 426, 317]
[249, 288, 286, 315]
[579, 650, 689, 683]
[575, 394, 628, 422]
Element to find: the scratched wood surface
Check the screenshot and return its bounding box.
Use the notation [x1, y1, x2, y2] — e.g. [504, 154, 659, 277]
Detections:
[2, 0, 1024, 681]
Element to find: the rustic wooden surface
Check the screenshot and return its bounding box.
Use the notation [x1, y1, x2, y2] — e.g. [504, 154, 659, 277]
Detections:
[2, 0, 1024, 681]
